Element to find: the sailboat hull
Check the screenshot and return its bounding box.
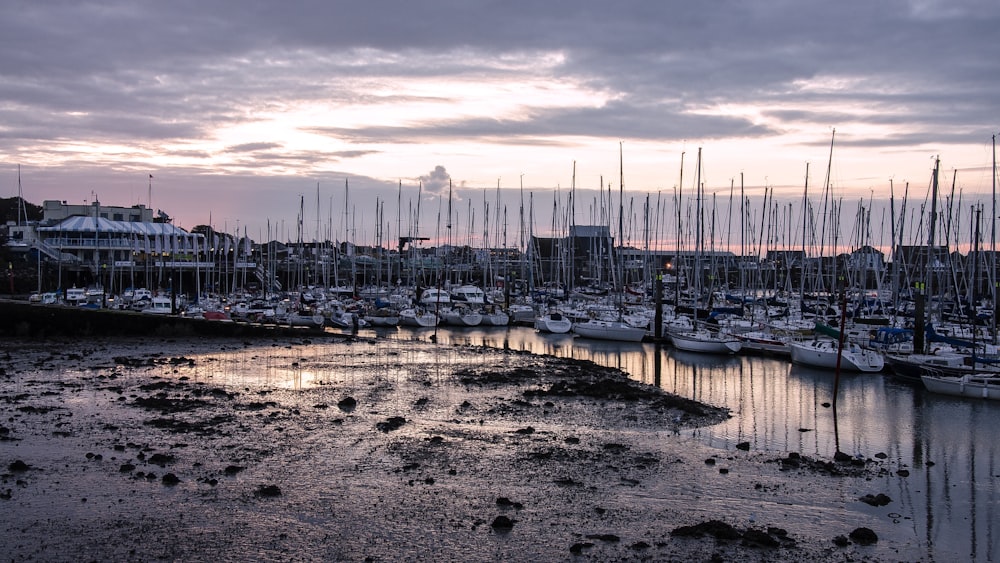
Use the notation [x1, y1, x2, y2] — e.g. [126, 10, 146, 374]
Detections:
[572, 320, 646, 342]
[668, 330, 741, 354]
[789, 338, 884, 372]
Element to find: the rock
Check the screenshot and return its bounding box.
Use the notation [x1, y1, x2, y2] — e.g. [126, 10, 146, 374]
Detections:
[496, 497, 524, 509]
[161, 473, 180, 485]
[859, 493, 892, 506]
[148, 453, 174, 466]
[254, 484, 282, 498]
[671, 520, 741, 540]
[736, 441, 750, 451]
[585, 533, 620, 542]
[223, 465, 245, 476]
[514, 426, 535, 435]
[849, 527, 878, 545]
[896, 469, 910, 477]
[569, 542, 594, 554]
[767, 527, 788, 538]
[832, 535, 850, 547]
[629, 541, 651, 550]
[833, 451, 853, 462]
[119, 463, 136, 473]
[491, 515, 515, 530]
[742, 528, 779, 548]
[337, 397, 357, 412]
[375, 416, 406, 432]
[704, 457, 716, 465]
[8, 460, 29, 472]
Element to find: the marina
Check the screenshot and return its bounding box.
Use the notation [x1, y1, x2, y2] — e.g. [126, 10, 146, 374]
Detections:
[387, 324, 1000, 561]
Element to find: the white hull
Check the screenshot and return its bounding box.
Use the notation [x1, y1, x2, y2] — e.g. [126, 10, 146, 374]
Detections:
[440, 309, 483, 327]
[921, 374, 1000, 399]
[418, 288, 451, 307]
[480, 311, 509, 326]
[736, 330, 791, 356]
[789, 338, 884, 372]
[366, 315, 400, 327]
[535, 314, 572, 334]
[669, 329, 741, 354]
[449, 285, 488, 305]
[142, 298, 173, 315]
[572, 320, 646, 342]
[285, 313, 326, 328]
[399, 309, 438, 327]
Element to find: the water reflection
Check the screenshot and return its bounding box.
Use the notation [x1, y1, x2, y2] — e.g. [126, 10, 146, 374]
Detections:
[378, 325, 999, 561]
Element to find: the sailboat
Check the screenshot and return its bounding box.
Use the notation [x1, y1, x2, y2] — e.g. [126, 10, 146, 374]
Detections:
[534, 309, 573, 333]
[920, 372, 1000, 399]
[399, 307, 438, 327]
[572, 143, 647, 343]
[662, 148, 741, 355]
[668, 325, 742, 354]
[439, 305, 483, 327]
[789, 337, 884, 372]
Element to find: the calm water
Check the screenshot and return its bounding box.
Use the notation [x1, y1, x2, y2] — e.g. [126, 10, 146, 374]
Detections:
[373, 325, 1000, 561]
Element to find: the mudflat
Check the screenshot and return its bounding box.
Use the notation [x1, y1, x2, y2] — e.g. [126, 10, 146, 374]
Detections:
[1, 336, 915, 561]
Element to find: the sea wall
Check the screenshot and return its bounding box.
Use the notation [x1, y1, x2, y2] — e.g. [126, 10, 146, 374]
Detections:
[0, 300, 320, 339]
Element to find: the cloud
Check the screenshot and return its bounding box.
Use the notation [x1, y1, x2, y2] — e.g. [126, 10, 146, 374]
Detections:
[224, 142, 283, 153]
[419, 165, 451, 196]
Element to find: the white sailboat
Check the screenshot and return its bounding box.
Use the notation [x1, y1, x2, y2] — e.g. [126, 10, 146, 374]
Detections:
[535, 310, 573, 334]
[439, 306, 483, 327]
[573, 318, 646, 342]
[571, 143, 647, 344]
[668, 325, 742, 354]
[399, 307, 438, 327]
[788, 337, 884, 372]
[479, 305, 509, 326]
[921, 373, 1000, 400]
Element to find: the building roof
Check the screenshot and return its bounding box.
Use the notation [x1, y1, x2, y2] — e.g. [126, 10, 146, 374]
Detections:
[38, 216, 195, 237]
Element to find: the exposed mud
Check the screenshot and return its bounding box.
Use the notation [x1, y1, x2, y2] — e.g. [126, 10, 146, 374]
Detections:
[0, 336, 917, 561]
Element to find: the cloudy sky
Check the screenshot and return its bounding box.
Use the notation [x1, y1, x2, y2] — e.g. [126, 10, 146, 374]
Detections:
[2, 0, 998, 250]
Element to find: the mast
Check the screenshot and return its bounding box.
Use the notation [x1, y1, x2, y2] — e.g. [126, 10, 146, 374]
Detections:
[396, 180, 402, 286]
[992, 134, 998, 344]
[694, 147, 703, 311]
[676, 151, 684, 307]
[570, 161, 576, 292]
[16, 165, 26, 226]
[618, 143, 625, 299]
[927, 156, 940, 301]
[800, 162, 809, 313]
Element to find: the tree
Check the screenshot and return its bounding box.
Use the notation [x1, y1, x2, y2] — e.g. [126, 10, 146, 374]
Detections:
[0, 197, 42, 223]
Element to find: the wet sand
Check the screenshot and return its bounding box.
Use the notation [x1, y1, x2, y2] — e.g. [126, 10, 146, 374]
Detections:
[1, 335, 919, 561]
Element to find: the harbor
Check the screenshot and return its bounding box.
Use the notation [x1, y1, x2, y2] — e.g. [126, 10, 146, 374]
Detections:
[1, 317, 998, 560]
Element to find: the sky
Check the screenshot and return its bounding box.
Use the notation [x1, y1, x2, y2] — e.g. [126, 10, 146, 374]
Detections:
[1, 0, 998, 253]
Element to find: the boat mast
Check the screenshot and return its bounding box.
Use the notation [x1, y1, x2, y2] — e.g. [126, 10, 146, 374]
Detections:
[799, 162, 809, 316]
[570, 162, 576, 292]
[992, 134, 998, 344]
[675, 151, 684, 307]
[618, 141, 625, 316]
[927, 156, 940, 310]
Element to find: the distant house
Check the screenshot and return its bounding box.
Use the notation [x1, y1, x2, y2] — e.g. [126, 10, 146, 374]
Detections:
[847, 245, 886, 271]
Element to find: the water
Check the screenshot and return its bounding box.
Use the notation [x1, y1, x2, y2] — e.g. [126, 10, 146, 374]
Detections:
[377, 324, 1000, 561]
